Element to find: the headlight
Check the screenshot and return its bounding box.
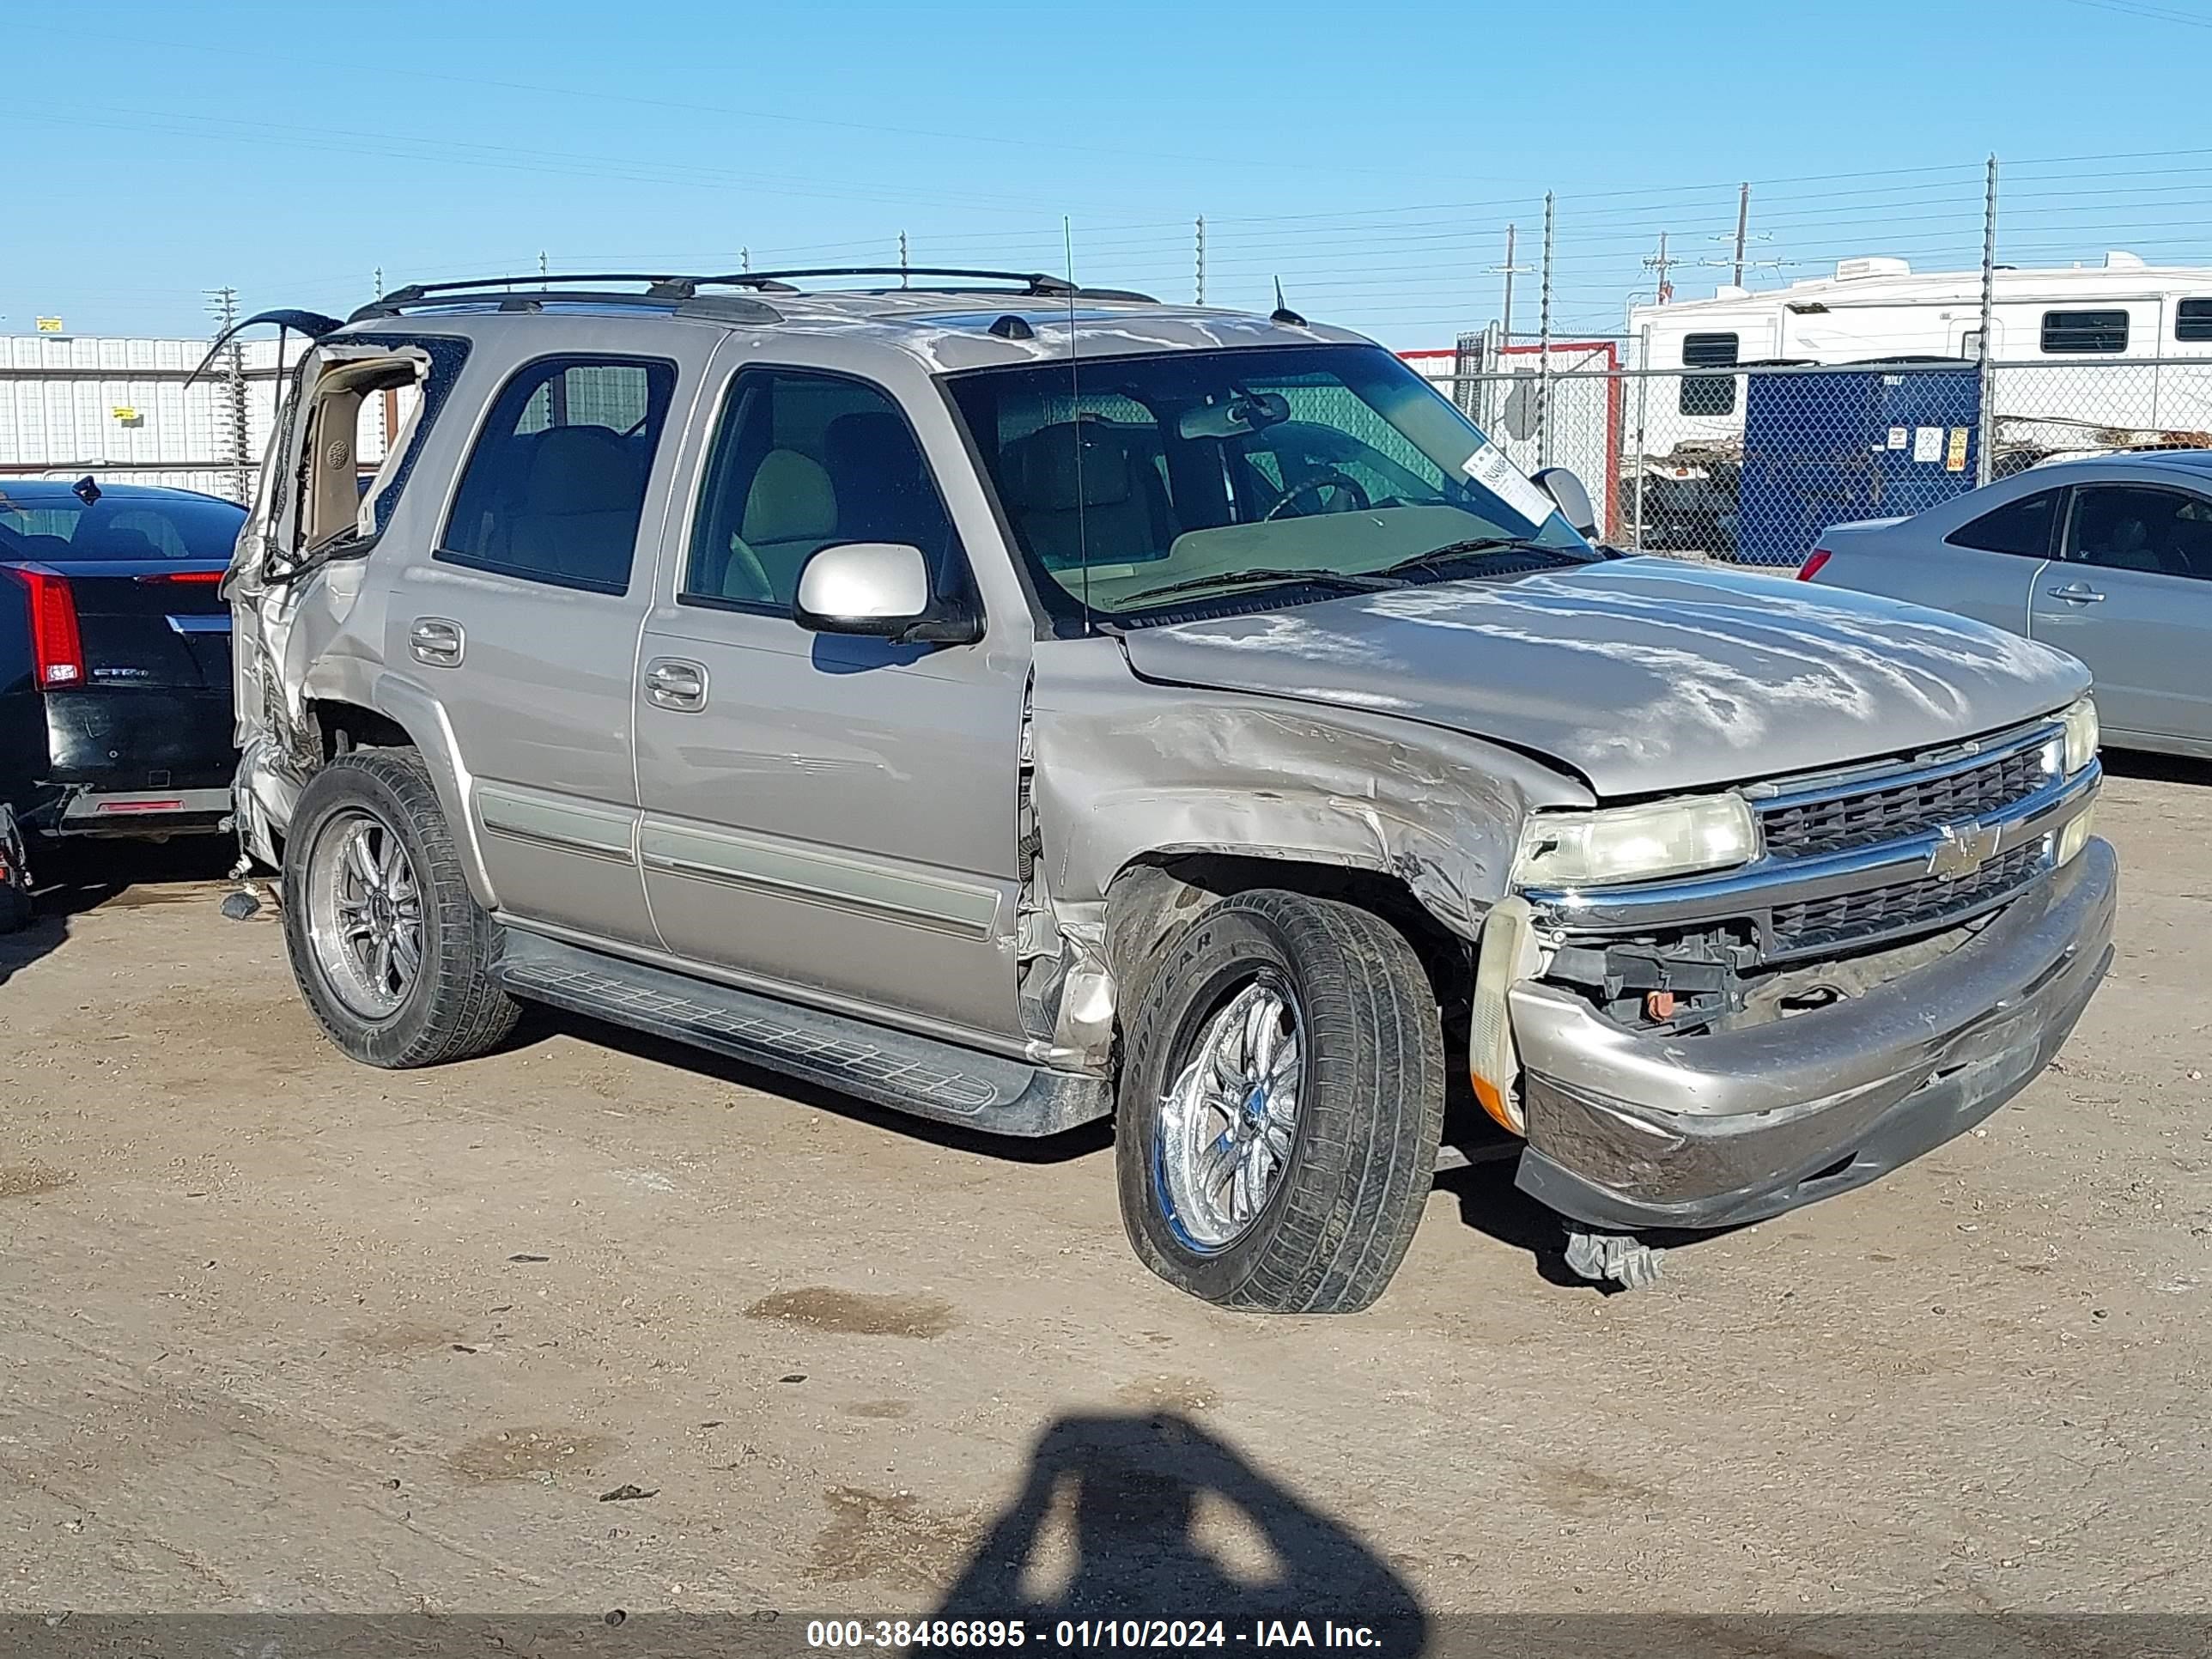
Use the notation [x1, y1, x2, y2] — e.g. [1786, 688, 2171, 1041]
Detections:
[1514, 793, 1761, 888]
[2057, 696, 2099, 776]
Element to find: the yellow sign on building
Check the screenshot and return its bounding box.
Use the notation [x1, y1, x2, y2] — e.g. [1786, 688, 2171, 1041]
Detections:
[34, 317, 64, 334]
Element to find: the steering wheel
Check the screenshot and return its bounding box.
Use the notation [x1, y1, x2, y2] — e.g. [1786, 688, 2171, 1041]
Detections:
[1263, 469, 1371, 521]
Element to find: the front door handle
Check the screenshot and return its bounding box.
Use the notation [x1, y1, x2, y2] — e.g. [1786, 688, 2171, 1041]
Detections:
[410, 617, 465, 665]
[643, 657, 708, 712]
[2047, 582, 2106, 605]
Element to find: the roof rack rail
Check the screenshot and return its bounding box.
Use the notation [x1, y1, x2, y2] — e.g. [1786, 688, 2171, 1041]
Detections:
[348, 272, 708, 323]
[345, 266, 1158, 325]
[691, 266, 1083, 296]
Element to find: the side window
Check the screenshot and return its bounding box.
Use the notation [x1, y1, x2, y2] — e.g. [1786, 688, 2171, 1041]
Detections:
[1945, 489, 2060, 557]
[439, 355, 675, 593]
[2177, 300, 2212, 343]
[1679, 332, 1739, 416]
[683, 368, 963, 611]
[2040, 310, 2129, 354]
[2065, 484, 2212, 580]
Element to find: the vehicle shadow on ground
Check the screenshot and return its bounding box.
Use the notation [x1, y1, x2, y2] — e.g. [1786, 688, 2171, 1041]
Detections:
[518, 1007, 1115, 1166]
[932, 1411, 1426, 1638]
[2103, 747, 2212, 787]
[530, 1012, 1685, 1285]
[0, 838, 235, 990]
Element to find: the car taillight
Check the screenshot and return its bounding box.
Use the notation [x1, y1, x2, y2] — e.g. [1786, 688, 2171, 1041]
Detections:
[1797, 549, 1833, 581]
[136, 568, 225, 585]
[7, 567, 86, 687]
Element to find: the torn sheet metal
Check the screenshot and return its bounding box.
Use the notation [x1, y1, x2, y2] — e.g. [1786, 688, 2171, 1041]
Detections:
[1028, 635, 1590, 948]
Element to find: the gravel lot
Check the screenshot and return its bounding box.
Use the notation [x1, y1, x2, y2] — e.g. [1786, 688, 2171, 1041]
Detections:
[2, 759, 2208, 1626]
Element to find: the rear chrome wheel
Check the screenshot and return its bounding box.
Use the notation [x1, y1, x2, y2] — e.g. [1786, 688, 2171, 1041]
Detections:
[282, 749, 517, 1069]
[306, 810, 423, 1020]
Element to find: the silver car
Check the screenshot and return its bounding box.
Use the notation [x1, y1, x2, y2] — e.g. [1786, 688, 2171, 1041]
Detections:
[1803, 452, 2212, 757]
[228, 269, 2112, 1310]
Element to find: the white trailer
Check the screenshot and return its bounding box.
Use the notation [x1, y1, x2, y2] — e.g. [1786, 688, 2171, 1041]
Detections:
[1626, 252, 2212, 466]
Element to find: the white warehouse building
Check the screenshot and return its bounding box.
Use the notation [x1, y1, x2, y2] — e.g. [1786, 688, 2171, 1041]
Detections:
[0, 330, 329, 501]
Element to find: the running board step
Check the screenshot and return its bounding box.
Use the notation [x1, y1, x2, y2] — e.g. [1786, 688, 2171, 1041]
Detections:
[491, 930, 1109, 1138]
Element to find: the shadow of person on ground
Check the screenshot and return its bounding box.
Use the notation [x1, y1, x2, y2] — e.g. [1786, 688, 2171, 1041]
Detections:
[933, 1412, 1425, 1644]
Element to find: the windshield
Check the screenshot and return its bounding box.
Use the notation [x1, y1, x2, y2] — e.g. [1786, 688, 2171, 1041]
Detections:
[944, 343, 1595, 628]
[0, 489, 246, 562]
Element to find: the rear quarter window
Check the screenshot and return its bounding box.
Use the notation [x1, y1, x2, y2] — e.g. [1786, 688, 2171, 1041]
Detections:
[1944, 489, 2060, 556]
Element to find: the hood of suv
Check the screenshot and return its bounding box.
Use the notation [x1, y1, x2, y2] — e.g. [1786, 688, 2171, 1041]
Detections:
[1118, 556, 2089, 797]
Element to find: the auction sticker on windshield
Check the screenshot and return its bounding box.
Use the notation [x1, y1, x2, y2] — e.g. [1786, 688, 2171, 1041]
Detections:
[1461, 441, 1558, 530]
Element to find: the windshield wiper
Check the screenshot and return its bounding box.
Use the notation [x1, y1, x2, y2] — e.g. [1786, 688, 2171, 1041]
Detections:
[1376, 536, 1586, 579]
[1117, 565, 1402, 606]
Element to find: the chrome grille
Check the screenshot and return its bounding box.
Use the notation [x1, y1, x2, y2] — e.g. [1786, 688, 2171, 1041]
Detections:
[1768, 842, 2047, 957]
[1760, 739, 2050, 860]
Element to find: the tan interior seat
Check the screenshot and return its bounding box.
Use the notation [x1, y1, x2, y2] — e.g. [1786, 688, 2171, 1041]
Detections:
[1000, 422, 1160, 569]
[730, 449, 840, 600]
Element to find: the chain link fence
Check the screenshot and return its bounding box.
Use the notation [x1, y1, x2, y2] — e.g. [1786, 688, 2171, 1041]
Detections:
[1421, 356, 2212, 568]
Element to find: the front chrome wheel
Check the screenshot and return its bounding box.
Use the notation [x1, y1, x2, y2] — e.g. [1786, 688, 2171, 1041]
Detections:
[305, 808, 423, 1020]
[1154, 978, 1304, 1253]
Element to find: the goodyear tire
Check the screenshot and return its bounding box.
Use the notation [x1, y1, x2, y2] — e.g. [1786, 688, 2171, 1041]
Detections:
[283, 749, 517, 1068]
[1115, 889, 1445, 1313]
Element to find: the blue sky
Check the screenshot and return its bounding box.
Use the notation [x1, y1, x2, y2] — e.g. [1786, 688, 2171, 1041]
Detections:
[13, 0, 2212, 346]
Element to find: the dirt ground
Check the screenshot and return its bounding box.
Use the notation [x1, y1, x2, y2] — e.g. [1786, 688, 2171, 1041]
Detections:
[2, 760, 2209, 1628]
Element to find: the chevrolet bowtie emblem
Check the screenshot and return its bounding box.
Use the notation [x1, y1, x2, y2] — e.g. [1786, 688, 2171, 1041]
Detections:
[1928, 820, 2002, 881]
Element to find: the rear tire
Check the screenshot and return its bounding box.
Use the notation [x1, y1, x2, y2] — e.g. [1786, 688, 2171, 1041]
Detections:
[1115, 889, 1445, 1314]
[282, 749, 517, 1068]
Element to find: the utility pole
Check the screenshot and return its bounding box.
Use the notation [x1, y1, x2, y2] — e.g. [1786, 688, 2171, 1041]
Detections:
[740, 246, 751, 273]
[1537, 192, 1555, 467]
[899, 230, 909, 288]
[1977, 154, 1999, 486]
[205, 287, 249, 505]
[1730, 182, 1751, 288]
[1643, 231, 1677, 306]
[1490, 223, 1531, 354]
[372, 265, 384, 300]
[1194, 216, 1206, 306]
[538, 249, 549, 277]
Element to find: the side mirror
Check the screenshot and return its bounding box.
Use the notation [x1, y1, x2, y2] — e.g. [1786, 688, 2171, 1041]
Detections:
[1530, 466, 1598, 538]
[792, 541, 979, 645]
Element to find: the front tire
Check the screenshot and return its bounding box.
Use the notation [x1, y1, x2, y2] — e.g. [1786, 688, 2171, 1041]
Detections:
[282, 749, 517, 1068]
[1115, 890, 1445, 1314]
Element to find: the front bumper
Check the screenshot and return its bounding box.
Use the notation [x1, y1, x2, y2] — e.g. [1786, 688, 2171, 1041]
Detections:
[1510, 836, 2117, 1232]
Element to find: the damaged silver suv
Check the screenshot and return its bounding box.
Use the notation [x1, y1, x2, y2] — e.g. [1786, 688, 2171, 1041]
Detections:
[228, 268, 2113, 1310]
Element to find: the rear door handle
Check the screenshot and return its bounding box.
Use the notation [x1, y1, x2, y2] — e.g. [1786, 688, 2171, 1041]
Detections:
[643, 657, 708, 712]
[2047, 582, 2106, 604]
[410, 617, 465, 665]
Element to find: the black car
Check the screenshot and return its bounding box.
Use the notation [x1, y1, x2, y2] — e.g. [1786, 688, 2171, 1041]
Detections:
[0, 478, 246, 929]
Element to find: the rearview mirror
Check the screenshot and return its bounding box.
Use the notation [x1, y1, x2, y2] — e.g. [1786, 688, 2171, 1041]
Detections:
[793, 542, 979, 645]
[1176, 392, 1291, 441]
[1530, 466, 1597, 538]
